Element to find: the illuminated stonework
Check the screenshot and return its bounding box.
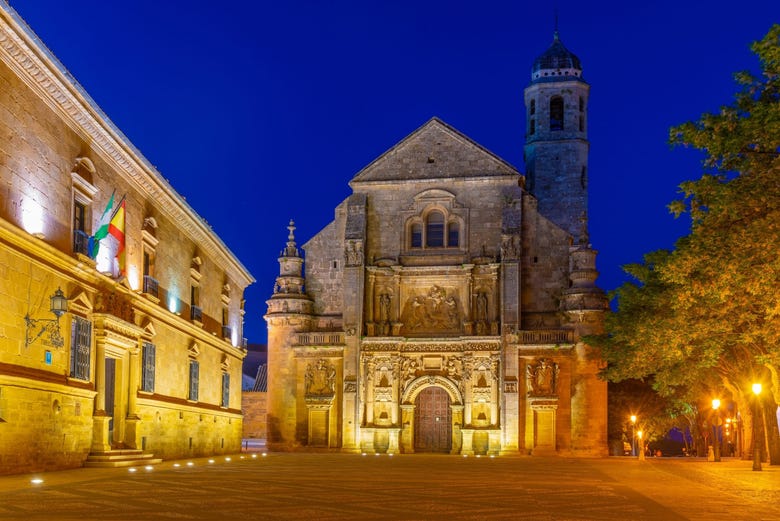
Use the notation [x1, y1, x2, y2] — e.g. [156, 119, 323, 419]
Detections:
[265, 33, 608, 455]
[0, 5, 253, 474]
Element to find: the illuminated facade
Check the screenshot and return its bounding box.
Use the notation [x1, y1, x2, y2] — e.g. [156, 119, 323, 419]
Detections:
[0, 4, 253, 474]
[266, 33, 608, 455]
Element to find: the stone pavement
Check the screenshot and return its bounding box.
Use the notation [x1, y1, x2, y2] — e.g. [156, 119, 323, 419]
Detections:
[0, 454, 778, 520]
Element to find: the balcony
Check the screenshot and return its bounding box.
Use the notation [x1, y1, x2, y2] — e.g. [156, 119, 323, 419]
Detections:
[190, 305, 202, 322]
[143, 275, 159, 298]
[222, 325, 232, 339]
[73, 230, 89, 256]
[517, 329, 575, 345]
[295, 332, 345, 346]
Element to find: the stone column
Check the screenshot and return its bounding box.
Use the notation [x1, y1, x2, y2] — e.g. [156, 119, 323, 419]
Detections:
[91, 339, 111, 452]
[400, 404, 414, 453]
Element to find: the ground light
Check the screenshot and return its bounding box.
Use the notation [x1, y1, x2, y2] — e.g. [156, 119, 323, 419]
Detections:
[30, 478, 43, 485]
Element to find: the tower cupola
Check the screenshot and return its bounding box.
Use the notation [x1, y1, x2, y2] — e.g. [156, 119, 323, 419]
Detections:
[531, 32, 584, 83]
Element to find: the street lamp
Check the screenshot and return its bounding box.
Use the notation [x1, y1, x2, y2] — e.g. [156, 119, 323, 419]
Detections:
[752, 383, 762, 472]
[630, 415, 637, 457]
[24, 287, 68, 348]
[711, 399, 721, 462]
[637, 430, 645, 461]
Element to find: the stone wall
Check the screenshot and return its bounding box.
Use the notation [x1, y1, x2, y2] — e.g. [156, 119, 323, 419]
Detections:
[242, 391, 267, 440]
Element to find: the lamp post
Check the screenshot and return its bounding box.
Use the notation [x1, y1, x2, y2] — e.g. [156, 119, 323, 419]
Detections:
[711, 399, 721, 462]
[630, 415, 637, 457]
[637, 430, 645, 461]
[752, 383, 762, 472]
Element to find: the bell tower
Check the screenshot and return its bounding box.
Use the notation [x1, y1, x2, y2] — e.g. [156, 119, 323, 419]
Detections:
[523, 31, 590, 239]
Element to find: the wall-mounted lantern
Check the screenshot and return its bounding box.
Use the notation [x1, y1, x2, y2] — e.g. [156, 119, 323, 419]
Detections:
[24, 287, 68, 348]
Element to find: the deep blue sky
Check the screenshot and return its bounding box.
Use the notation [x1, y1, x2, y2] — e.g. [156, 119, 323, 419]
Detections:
[8, 1, 779, 344]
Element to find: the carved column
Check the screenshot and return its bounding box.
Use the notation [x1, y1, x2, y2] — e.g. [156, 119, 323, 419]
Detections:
[364, 358, 375, 425]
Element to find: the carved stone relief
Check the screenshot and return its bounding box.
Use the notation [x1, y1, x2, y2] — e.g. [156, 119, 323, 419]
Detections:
[526, 358, 561, 397]
[344, 240, 364, 266]
[400, 285, 462, 335]
[304, 359, 337, 397]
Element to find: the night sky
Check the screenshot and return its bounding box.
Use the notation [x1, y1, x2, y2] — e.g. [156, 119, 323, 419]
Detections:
[7, 1, 779, 344]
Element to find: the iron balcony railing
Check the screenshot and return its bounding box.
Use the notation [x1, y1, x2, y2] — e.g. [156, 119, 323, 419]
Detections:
[73, 230, 89, 256]
[143, 275, 159, 298]
[222, 325, 232, 339]
[190, 305, 202, 322]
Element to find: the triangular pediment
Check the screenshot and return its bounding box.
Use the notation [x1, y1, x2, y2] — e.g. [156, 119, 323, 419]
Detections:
[350, 118, 520, 184]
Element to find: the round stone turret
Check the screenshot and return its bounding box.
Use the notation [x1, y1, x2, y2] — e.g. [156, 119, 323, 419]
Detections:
[266, 220, 313, 317]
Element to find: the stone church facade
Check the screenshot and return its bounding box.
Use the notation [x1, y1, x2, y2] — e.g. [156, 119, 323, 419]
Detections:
[266, 33, 608, 456]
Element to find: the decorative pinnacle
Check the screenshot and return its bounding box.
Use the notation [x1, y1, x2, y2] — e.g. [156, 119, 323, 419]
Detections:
[553, 8, 559, 40]
[578, 211, 590, 246]
[282, 219, 299, 257]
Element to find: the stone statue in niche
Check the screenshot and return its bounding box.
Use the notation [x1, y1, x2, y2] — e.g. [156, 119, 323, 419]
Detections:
[378, 293, 392, 335]
[400, 286, 462, 334]
[305, 358, 337, 396]
[526, 358, 560, 396]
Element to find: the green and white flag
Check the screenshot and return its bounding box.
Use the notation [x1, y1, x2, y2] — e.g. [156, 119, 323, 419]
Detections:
[89, 190, 115, 258]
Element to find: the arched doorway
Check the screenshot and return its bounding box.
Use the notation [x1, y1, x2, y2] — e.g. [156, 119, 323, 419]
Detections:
[414, 386, 452, 452]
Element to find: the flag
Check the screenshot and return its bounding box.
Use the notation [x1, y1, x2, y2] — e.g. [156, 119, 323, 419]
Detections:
[89, 190, 115, 258]
[108, 198, 126, 276]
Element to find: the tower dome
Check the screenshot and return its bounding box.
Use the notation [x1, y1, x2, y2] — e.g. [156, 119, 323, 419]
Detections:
[531, 32, 583, 83]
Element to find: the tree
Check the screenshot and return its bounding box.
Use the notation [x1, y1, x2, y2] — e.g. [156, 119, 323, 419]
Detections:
[595, 24, 780, 464]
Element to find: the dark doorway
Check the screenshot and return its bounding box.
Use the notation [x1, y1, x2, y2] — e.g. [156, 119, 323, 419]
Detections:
[414, 387, 452, 453]
[105, 357, 116, 439]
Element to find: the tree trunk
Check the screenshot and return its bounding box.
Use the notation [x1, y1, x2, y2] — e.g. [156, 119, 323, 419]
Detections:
[762, 394, 780, 465]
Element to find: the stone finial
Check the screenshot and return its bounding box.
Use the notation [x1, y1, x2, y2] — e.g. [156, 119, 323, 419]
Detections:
[578, 211, 590, 246]
[282, 219, 299, 257]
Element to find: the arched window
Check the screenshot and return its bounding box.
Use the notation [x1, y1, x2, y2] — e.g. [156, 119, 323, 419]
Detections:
[529, 118, 536, 136]
[448, 221, 460, 247]
[550, 96, 564, 131]
[529, 99, 536, 115]
[425, 211, 444, 247]
[410, 223, 422, 248]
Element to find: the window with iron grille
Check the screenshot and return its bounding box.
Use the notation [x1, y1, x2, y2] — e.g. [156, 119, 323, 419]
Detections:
[141, 342, 156, 392]
[70, 316, 92, 380]
[221, 372, 230, 408]
[188, 360, 199, 401]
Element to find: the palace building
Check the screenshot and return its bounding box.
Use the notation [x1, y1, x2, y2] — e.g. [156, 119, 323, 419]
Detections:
[0, 3, 253, 473]
[265, 32, 608, 455]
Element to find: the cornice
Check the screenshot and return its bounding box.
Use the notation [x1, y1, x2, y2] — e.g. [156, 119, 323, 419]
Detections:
[0, 7, 253, 288]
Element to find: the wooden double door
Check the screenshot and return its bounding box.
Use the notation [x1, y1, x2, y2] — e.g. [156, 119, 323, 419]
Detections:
[414, 387, 452, 453]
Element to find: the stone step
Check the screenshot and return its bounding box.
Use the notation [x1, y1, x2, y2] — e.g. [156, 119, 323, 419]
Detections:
[84, 450, 163, 468]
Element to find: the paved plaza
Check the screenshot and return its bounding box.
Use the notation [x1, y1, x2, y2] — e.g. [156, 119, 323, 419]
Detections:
[0, 453, 778, 520]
